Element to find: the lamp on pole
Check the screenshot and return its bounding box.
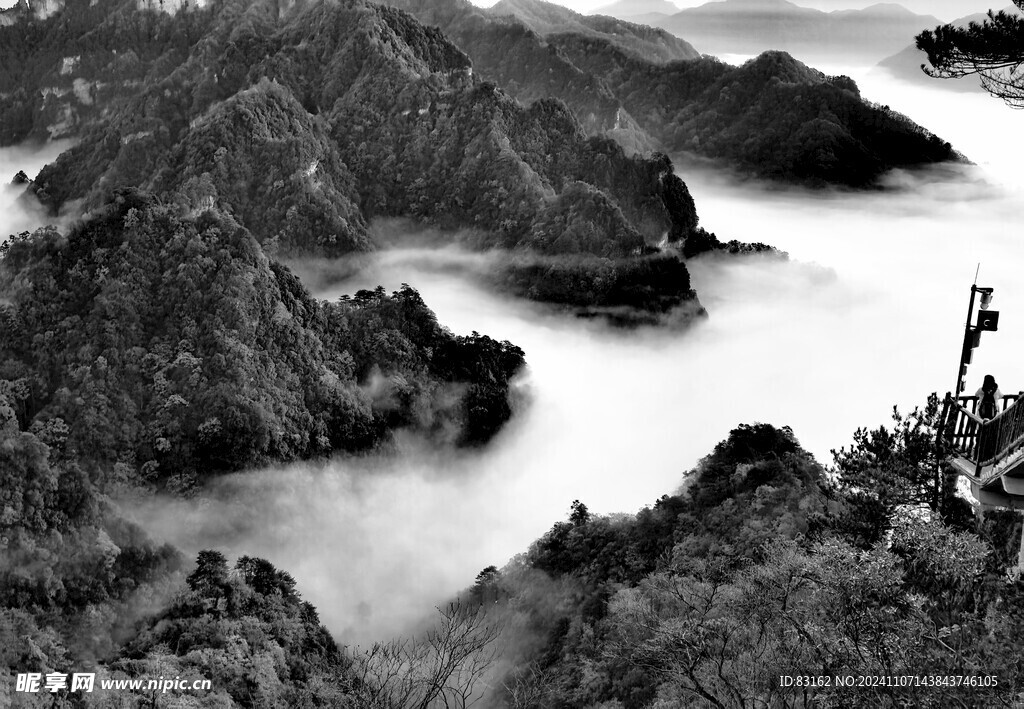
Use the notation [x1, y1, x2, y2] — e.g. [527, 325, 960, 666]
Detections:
[955, 285, 999, 399]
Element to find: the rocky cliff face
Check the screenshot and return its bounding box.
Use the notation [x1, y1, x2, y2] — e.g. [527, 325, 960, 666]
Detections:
[2, 0, 66, 22]
[0, 0, 206, 143]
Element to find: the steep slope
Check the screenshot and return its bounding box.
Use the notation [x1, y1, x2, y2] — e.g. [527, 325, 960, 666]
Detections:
[380, 0, 652, 145]
[489, 0, 700, 63]
[656, 0, 942, 66]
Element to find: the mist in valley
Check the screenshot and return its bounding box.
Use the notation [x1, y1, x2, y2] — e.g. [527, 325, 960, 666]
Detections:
[0, 142, 69, 245]
[127, 73, 1024, 650]
[3, 68, 1021, 651]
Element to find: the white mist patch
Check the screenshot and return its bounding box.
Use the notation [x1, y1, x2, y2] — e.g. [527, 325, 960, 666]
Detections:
[0, 141, 72, 244]
[130, 74, 1024, 649]
[126, 247, 945, 650]
[133, 258, 734, 647]
[855, 68, 1024, 192]
[677, 74, 1024, 466]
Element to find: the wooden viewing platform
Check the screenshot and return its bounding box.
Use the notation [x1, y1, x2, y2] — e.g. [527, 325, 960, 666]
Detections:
[942, 392, 1024, 509]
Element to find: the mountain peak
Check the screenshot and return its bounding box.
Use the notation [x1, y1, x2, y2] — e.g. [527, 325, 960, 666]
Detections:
[712, 0, 806, 9]
[861, 2, 916, 14]
[593, 0, 680, 18]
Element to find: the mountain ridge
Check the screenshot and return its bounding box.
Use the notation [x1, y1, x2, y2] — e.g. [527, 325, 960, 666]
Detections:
[650, 0, 942, 65]
[4, 0, 710, 322]
[380, 0, 960, 186]
[594, 0, 681, 17]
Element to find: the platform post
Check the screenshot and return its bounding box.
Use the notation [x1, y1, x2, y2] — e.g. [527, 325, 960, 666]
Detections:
[1017, 516, 1024, 578]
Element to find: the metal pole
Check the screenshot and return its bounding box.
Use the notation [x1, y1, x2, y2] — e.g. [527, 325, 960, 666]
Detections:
[955, 285, 978, 397]
[1017, 514, 1024, 578]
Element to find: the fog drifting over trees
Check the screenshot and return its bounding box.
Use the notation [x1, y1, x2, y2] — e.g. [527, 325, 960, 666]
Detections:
[113, 65, 1024, 648]
[3, 49, 1020, 662]
[0, 142, 68, 243]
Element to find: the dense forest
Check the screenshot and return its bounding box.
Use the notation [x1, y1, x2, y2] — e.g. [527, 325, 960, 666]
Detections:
[551, 41, 959, 186]
[479, 412, 1024, 707]
[0, 191, 526, 487]
[0, 189, 523, 704]
[385, 0, 962, 186]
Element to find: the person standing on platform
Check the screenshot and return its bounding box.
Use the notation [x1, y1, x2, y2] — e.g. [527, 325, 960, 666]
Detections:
[976, 374, 1003, 463]
[976, 374, 1003, 420]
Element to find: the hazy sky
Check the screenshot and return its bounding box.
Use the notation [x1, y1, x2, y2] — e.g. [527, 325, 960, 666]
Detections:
[472, 0, 999, 22]
[0, 0, 1003, 19]
[473, 0, 1007, 21]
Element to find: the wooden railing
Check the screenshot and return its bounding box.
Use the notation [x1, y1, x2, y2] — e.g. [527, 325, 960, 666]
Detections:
[942, 392, 1024, 477]
[954, 394, 1020, 417]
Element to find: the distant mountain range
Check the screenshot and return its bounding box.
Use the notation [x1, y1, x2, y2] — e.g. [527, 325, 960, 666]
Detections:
[876, 5, 1021, 90]
[771, 0, 993, 22]
[595, 0, 682, 16]
[628, 0, 942, 65]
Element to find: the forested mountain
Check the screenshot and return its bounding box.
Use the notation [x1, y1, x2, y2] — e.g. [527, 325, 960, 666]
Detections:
[470, 417, 1024, 707]
[384, 0, 961, 186]
[552, 45, 958, 185]
[488, 0, 700, 63]
[0, 190, 524, 703]
[0, 420, 491, 707]
[2, 0, 963, 197]
[652, 0, 942, 65]
[374, 0, 653, 147]
[1, 0, 714, 319]
[0, 192, 526, 488]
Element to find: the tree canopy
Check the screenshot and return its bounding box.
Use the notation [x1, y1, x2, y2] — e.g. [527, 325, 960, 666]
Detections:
[476, 416, 1024, 708]
[916, 1, 1024, 107]
[0, 192, 526, 489]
